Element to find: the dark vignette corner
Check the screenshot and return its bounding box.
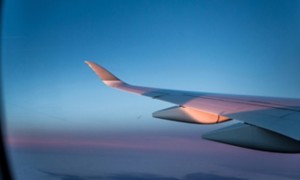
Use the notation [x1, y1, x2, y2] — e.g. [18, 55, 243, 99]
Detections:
[0, 0, 13, 179]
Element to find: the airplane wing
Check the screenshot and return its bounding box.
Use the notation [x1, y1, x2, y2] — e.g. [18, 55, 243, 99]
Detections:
[85, 61, 300, 153]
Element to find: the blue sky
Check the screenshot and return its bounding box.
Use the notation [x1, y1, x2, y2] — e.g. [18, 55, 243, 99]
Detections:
[2, 0, 300, 179]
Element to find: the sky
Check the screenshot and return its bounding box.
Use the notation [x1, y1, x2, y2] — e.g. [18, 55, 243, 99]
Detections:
[2, 0, 300, 179]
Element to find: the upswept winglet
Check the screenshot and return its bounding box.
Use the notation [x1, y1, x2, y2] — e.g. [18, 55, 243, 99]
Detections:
[85, 61, 126, 88]
[85, 61, 121, 81]
[85, 61, 153, 94]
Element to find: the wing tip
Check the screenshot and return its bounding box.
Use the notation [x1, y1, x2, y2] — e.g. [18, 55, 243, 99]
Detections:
[85, 60, 121, 81]
[84, 60, 91, 65]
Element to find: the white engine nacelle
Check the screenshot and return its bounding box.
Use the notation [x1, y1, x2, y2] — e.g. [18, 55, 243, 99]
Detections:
[152, 106, 231, 124]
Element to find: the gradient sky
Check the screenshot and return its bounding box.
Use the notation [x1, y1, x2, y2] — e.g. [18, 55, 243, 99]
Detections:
[2, 0, 300, 179]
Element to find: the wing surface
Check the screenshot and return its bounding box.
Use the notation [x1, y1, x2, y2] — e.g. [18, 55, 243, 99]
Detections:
[85, 61, 300, 140]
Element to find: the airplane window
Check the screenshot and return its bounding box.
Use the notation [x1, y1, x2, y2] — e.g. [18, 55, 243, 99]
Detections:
[2, 0, 300, 179]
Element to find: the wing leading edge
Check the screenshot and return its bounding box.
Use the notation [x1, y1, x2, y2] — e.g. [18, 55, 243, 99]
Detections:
[85, 61, 300, 153]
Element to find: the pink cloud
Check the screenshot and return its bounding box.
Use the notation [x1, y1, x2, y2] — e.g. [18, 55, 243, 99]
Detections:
[6, 134, 229, 153]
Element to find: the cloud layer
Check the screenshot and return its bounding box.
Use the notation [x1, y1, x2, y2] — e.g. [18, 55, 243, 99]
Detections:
[39, 170, 246, 180]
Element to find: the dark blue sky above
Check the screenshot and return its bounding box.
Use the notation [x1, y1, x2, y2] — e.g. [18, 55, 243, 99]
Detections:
[3, 0, 300, 131]
[2, 0, 300, 179]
